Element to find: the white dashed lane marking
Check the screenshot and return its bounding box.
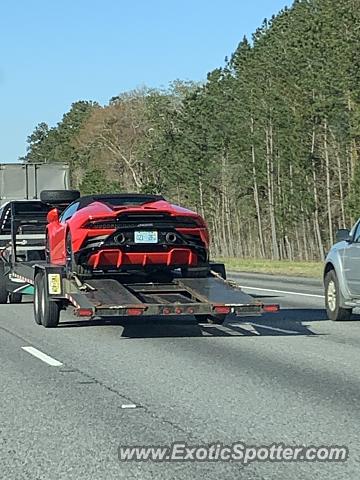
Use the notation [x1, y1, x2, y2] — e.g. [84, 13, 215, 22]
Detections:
[21, 346, 63, 366]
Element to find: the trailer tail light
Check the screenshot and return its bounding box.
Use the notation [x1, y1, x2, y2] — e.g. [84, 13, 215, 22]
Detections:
[213, 305, 231, 315]
[263, 304, 280, 313]
[187, 307, 195, 314]
[162, 307, 171, 315]
[175, 307, 183, 314]
[126, 308, 144, 316]
[78, 308, 94, 317]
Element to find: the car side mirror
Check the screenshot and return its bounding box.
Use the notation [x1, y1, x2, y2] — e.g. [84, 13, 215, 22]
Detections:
[47, 208, 59, 224]
[335, 228, 351, 243]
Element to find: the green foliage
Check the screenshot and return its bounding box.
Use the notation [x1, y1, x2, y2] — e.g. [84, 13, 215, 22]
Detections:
[79, 168, 121, 195]
[22, 101, 98, 168]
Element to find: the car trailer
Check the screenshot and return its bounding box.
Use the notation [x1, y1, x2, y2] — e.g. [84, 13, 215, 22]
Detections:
[1, 200, 279, 328]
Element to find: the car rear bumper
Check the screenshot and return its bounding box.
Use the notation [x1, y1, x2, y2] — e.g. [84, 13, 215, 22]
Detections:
[86, 247, 198, 269]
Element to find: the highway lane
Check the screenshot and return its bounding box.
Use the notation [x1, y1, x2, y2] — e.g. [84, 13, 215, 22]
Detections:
[1, 273, 360, 479]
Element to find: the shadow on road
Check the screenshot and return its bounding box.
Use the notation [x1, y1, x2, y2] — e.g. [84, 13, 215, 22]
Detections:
[56, 309, 329, 338]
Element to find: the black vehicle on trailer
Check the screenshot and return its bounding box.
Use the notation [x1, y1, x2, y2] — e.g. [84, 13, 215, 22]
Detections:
[1, 190, 279, 328]
[0, 190, 79, 304]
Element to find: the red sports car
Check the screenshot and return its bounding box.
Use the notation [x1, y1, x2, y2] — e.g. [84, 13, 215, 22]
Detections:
[44, 193, 210, 276]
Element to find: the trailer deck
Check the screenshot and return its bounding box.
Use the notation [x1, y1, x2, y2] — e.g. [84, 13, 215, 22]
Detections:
[10, 261, 269, 319]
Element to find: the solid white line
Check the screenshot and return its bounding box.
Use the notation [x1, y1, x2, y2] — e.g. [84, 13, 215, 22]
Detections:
[247, 322, 298, 335]
[21, 346, 63, 366]
[239, 285, 325, 299]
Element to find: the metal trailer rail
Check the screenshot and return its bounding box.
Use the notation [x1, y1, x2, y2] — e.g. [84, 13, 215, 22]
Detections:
[1, 197, 279, 327]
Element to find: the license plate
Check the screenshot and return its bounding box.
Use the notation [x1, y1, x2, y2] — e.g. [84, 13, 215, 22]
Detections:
[134, 231, 158, 244]
[48, 273, 62, 295]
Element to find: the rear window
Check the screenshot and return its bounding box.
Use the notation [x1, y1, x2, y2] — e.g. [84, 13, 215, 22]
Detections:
[101, 196, 163, 207]
[78, 194, 165, 210]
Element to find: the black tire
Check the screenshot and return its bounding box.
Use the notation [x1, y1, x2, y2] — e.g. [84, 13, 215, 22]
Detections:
[147, 269, 174, 283]
[195, 314, 227, 325]
[65, 232, 87, 277]
[182, 265, 210, 278]
[324, 270, 352, 321]
[45, 234, 50, 263]
[0, 262, 8, 304]
[209, 262, 226, 280]
[9, 292, 22, 304]
[33, 274, 43, 325]
[38, 275, 60, 328]
[40, 189, 80, 205]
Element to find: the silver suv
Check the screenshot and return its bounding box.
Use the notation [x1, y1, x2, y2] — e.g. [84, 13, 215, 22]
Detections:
[324, 222, 360, 321]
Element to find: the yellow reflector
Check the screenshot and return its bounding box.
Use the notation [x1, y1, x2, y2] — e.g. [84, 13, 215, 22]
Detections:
[48, 273, 61, 295]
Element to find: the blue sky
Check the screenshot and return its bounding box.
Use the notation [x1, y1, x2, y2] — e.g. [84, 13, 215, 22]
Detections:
[0, 0, 291, 162]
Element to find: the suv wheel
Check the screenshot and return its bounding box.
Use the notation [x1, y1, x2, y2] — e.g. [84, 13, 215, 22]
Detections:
[325, 270, 352, 321]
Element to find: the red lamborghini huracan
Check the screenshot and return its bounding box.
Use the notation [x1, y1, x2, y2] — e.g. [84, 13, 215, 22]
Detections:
[45, 193, 210, 275]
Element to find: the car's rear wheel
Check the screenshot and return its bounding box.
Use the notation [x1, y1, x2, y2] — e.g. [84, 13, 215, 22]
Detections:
[182, 265, 210, 278]
[65, 232, 87, 277]
[325, 270, 352, 321]
[209, 262, 226, 280]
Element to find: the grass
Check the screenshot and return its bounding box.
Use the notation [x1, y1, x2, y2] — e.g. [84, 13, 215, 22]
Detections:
[215, 257, 323, 279]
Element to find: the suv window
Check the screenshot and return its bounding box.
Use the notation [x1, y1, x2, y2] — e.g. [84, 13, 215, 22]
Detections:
[351, 220, 360, 243]
[60, 202, 79, 222]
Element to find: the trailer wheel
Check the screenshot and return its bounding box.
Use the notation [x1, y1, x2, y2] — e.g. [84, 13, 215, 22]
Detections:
[9, 292, 22, 304]
[0, 262, 8, 304]
[34, 274, 43, 325]
[195, 314, 226, 325]
[37, 274, 60, 328]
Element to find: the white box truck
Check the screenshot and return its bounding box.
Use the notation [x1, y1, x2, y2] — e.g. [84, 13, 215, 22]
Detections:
[0, 163, 70, 206]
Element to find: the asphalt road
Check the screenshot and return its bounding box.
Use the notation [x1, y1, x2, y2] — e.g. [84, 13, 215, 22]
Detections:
[1, 272, 360, 479]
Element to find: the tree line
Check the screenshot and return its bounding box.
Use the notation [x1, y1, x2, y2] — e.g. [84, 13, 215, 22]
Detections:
[22, 0, 360, 260]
